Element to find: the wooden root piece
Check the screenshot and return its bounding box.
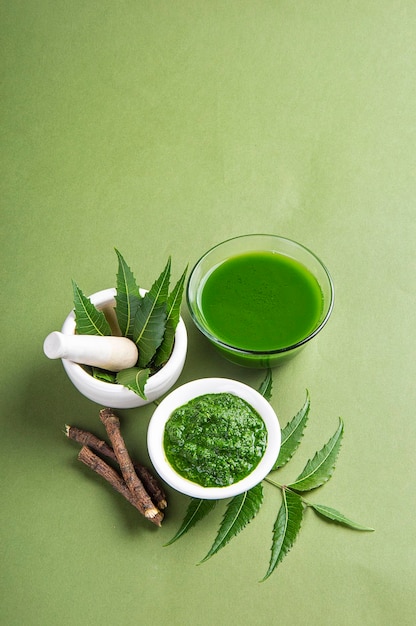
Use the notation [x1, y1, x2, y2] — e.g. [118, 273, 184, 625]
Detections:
[65, 425, 167, 510]
[99, 408, 161, 522]
[77, 446, 163, 527]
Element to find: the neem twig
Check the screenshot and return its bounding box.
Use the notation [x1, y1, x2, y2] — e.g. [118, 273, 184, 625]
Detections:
[77, 446, 163, 527]
[99, 408, 161, 521]
[66, 424, 115, 456]
[65, 425, 167, 510]
[134, 463, 167, 511]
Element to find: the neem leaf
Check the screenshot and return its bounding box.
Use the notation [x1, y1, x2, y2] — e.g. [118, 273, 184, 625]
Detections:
[72, 281, 112, 336]
[114, 248, 142, 337]
[308, 503, 374, 531]
[133, 258, 171, 367]
[273, 390, 310, 470]
[200, 484, 263, 563]
[116, 367, 150, 399]
[258, 369, 273, 401]
[91, 367, 116, 383]
[154, 264, 188, 367]
[164, 498, 217, 546]
[261, 489, 303, 581]
[287, 418, 344, 492]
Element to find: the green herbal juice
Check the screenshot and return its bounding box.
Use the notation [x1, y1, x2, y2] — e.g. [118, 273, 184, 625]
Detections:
[199, 251, 323, 358]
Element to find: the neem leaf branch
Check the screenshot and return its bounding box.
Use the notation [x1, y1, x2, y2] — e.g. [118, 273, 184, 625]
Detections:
[167, 374, 374, 580]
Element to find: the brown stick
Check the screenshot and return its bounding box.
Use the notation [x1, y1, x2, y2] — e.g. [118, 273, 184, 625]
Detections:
[134, 464, 167, 511]
[65, 425, 167, 509]
[99, 408, 160, 521]
[77, 446, 163, 527]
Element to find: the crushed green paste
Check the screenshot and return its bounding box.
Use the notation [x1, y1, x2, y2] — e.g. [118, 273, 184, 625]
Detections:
[163, 392, 267, 487]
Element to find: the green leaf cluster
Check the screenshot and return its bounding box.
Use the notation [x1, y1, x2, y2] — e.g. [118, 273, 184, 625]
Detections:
[167, 372, 374, 581]
[72, 250, 187, 399]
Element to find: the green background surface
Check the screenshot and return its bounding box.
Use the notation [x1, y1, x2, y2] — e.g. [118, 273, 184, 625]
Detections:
[1, 2, 415, 625]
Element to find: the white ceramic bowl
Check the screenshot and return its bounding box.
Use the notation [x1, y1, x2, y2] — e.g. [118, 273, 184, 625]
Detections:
[147, 378, 281, 499]
[60, 288, 187, 408]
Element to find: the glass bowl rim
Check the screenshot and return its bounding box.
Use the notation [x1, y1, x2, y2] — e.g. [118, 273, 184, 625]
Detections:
[186, 233, 334, 356]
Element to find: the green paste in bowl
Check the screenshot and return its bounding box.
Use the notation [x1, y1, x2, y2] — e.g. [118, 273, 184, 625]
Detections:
[163, 392, 268, 487]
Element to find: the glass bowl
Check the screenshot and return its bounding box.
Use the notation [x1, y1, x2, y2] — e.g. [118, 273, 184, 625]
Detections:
[186, 234, 334, 368]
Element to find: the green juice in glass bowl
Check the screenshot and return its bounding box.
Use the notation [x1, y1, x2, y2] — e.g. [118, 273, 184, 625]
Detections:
[187, 234, 334, 368]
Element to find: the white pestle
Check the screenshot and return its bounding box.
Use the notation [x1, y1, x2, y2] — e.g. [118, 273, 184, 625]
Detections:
[43, 331, 139, 372]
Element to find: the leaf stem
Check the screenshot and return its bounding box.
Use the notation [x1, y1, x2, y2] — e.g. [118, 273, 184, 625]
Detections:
[264, 476, 283, 489]
[264, 477, 373, 531]
[264, 477, 312, 507]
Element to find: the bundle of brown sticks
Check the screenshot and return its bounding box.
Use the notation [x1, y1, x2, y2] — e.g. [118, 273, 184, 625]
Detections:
[66, 407, 167, 527]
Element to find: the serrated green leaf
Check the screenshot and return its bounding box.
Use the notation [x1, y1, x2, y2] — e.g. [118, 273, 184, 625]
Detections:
[164, 498, 217, 546]
[133, 258, 171, 367]
[258, 369, 273, 401]
[200, 484, 263, 563]
[116, 367, 150, 399]
[114, 248, 142, 337]
[261, 489, 303, 581]
[72, 281, 111, 336]
[309, 503, 374, 531]
[287, 418, 344, 492]
[154, 264, 188, 367]
[91, 367, 116, 383]
[273, 390, 310, 470]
